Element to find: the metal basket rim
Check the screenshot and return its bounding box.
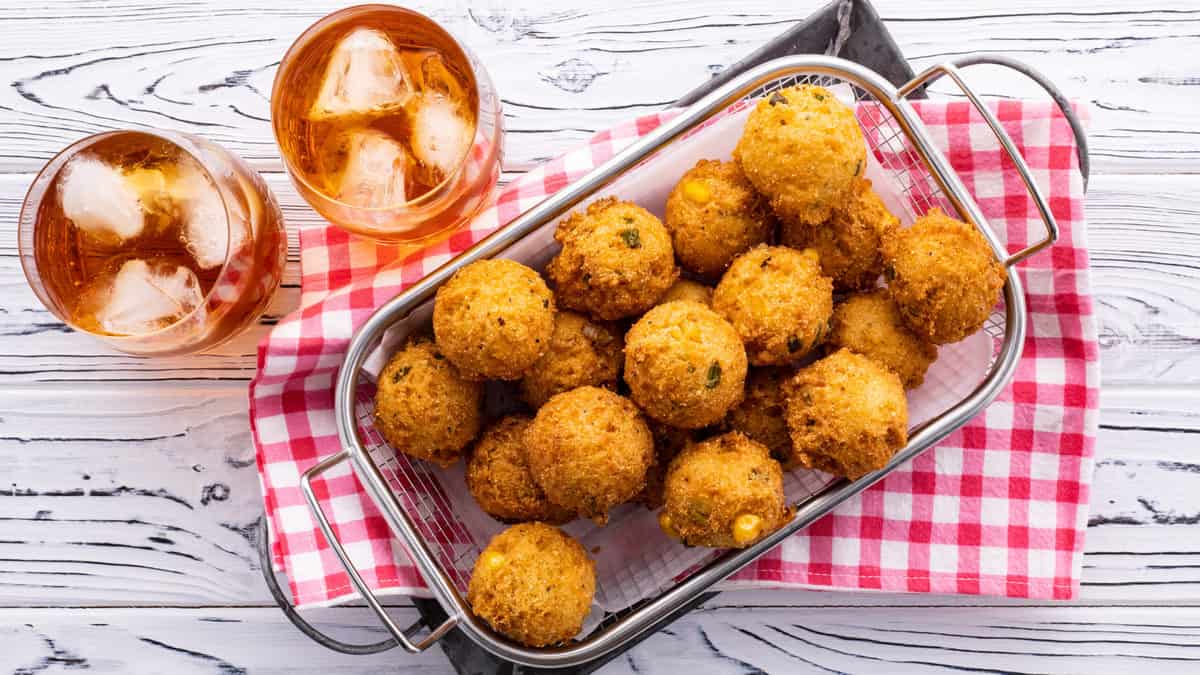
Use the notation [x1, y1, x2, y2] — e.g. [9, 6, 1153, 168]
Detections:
[329, 54, 1031, 668]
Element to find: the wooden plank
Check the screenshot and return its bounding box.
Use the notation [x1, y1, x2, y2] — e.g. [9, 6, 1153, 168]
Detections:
[2, 605, 1200, 674]
[0, 1, 1193, 174]
[0, 383, 1196, 606]
[1, 172, 1196, 384]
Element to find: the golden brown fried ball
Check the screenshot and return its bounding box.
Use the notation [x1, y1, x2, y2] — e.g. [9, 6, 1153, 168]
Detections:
[466, 416, 575, 524]
[734, 85, 867, 226]
[467, 523, 595, 647]
[624, 301, 748, 429]
[724, 367, 793, 464]
[519, 311, 623, 409]
[828, 290, 938, 389]
[712, 246, 834, 366]
[634, 420, 694, 509]
[786, 349, 908, 479]
[657, 278, 713, 307]
[663, 159, 775, 278]
[547, 197, 678, 320]
[882, 208, 1005, 344]
[433, 258, 555, 380]
[658, 432, 788, 548]
[524, 386, 654, 523]
[374, 339, 482, 467]
[780, 178, 899, 291]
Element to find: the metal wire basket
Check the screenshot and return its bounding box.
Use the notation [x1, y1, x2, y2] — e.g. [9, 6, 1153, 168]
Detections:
[297, 54, 1061, 669]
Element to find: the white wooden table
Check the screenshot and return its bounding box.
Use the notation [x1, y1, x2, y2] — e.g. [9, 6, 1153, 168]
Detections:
[2, 1, 1198, 672]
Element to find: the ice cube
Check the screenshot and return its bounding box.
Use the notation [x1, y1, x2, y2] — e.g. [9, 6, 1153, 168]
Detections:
[171, 163, 245, 270]
[415, 52, 467, 102]
[327, 128, 407, 208]
[410, 95, 473, 176]
[90, 259, 203, 336]
[309, 27, 413, 120]
[58, 154, 145, 242]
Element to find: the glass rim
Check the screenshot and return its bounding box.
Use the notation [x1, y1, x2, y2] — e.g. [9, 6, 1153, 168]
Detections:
[269, 3, 497, 215]
[18, 128, 237, 342]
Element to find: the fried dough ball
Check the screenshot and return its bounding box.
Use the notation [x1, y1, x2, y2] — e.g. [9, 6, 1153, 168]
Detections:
[624, 301, 748, 429]
[657, 278, 713, 307]
[374, 339, 482, 467]
[433, 258, 555, 380]
[547, 197, 678, 320]
[519, 311, 623, 409]
[734, 85, 867, 226]
[634, 420, 694, 509]
[712, 246, 834, 366]
[524, 386, 654, 523]
[724, 367, 793, 464]
[828, 290, 938, 389]
[466, 416, 575, 524]
[882, 208, 1005, 344]
[785, 349, 908, 479]
[658, 432, 788, 548]
[663, 159, 775, 278]
[780, 178, 899, 291]
[467, 523, 595, 647]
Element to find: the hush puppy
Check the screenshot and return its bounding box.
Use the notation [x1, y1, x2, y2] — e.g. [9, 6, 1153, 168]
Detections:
[664, 159, 774, 278]
[786, 349, 908, 479]
[781, 178, 899, 291]
[547, 197, 678, 320]
[468, 523, 595, 647]
[724, 367, 794, 465]
[882, 208, 1005, 344]
[374, 339, 482, 467]
[712, 246, 834, 366]
[466, 415, 575, 524]
[524, 386, 654, 524]
[624, 301, 748, 429]
[734, 85, 867, 225]
[433, 258, 555, 380]
[520, 311, 623, 409]
[657, 278, 713, 307]
[634, 420, 694, 509]
[828, 290, 938, 389]
[658, 432, 788, 548]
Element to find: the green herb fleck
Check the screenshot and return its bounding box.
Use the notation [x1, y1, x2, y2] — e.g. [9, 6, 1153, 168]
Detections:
[705, 361, 722, 389]
[883, 264, 896, 282]
[814, 92, 826, 101]
[854, 159, 862, 176]
[768, 92, 787, 106]
[622, 216, 634, 224]
[787, 335, 803, 353]
[391, 365, 412, 383]
[760, 255, 772, 269]
[620, 228, 642, 249]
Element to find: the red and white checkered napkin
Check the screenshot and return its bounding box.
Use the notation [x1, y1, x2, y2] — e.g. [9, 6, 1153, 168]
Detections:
[250, 100, 1098, 607]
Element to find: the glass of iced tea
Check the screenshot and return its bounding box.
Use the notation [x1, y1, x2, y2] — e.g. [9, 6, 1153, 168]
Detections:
[271, 4, 503, 243]
[18, 130, 287, 356]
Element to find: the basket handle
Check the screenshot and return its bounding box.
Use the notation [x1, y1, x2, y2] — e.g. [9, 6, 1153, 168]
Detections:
[897, 56, 1079, 266]
[300, 450, 459, 654]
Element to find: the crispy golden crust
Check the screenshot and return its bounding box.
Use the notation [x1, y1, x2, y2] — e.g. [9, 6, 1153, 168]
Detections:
[712, 246, 834, 366]
[433, 258, 556, 380]
[374, 340, 482, 467]
[547, 197, 678, 320]
[519, 311, 623, 409]
[466, 416, 576, 524]
[524, 386, 654, 523]
[734, 85, 867, 225]
[663, 159, 775, 278]
[724, 367, 794, 463]
[659, 432, 788, 548]
[881, 208, 1005, 344]
[624, 301, 748, 429]
[785, 349, 908, 479]
[780, 178, 899, 291]
[828, 290, 938, 389]
[657, 278, 713, 307]
[467, 523, 595, 647]
[634, 420, 694, 509]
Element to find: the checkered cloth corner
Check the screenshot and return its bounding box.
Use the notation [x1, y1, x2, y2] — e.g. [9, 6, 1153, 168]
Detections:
[250, 100, 1098, 607]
